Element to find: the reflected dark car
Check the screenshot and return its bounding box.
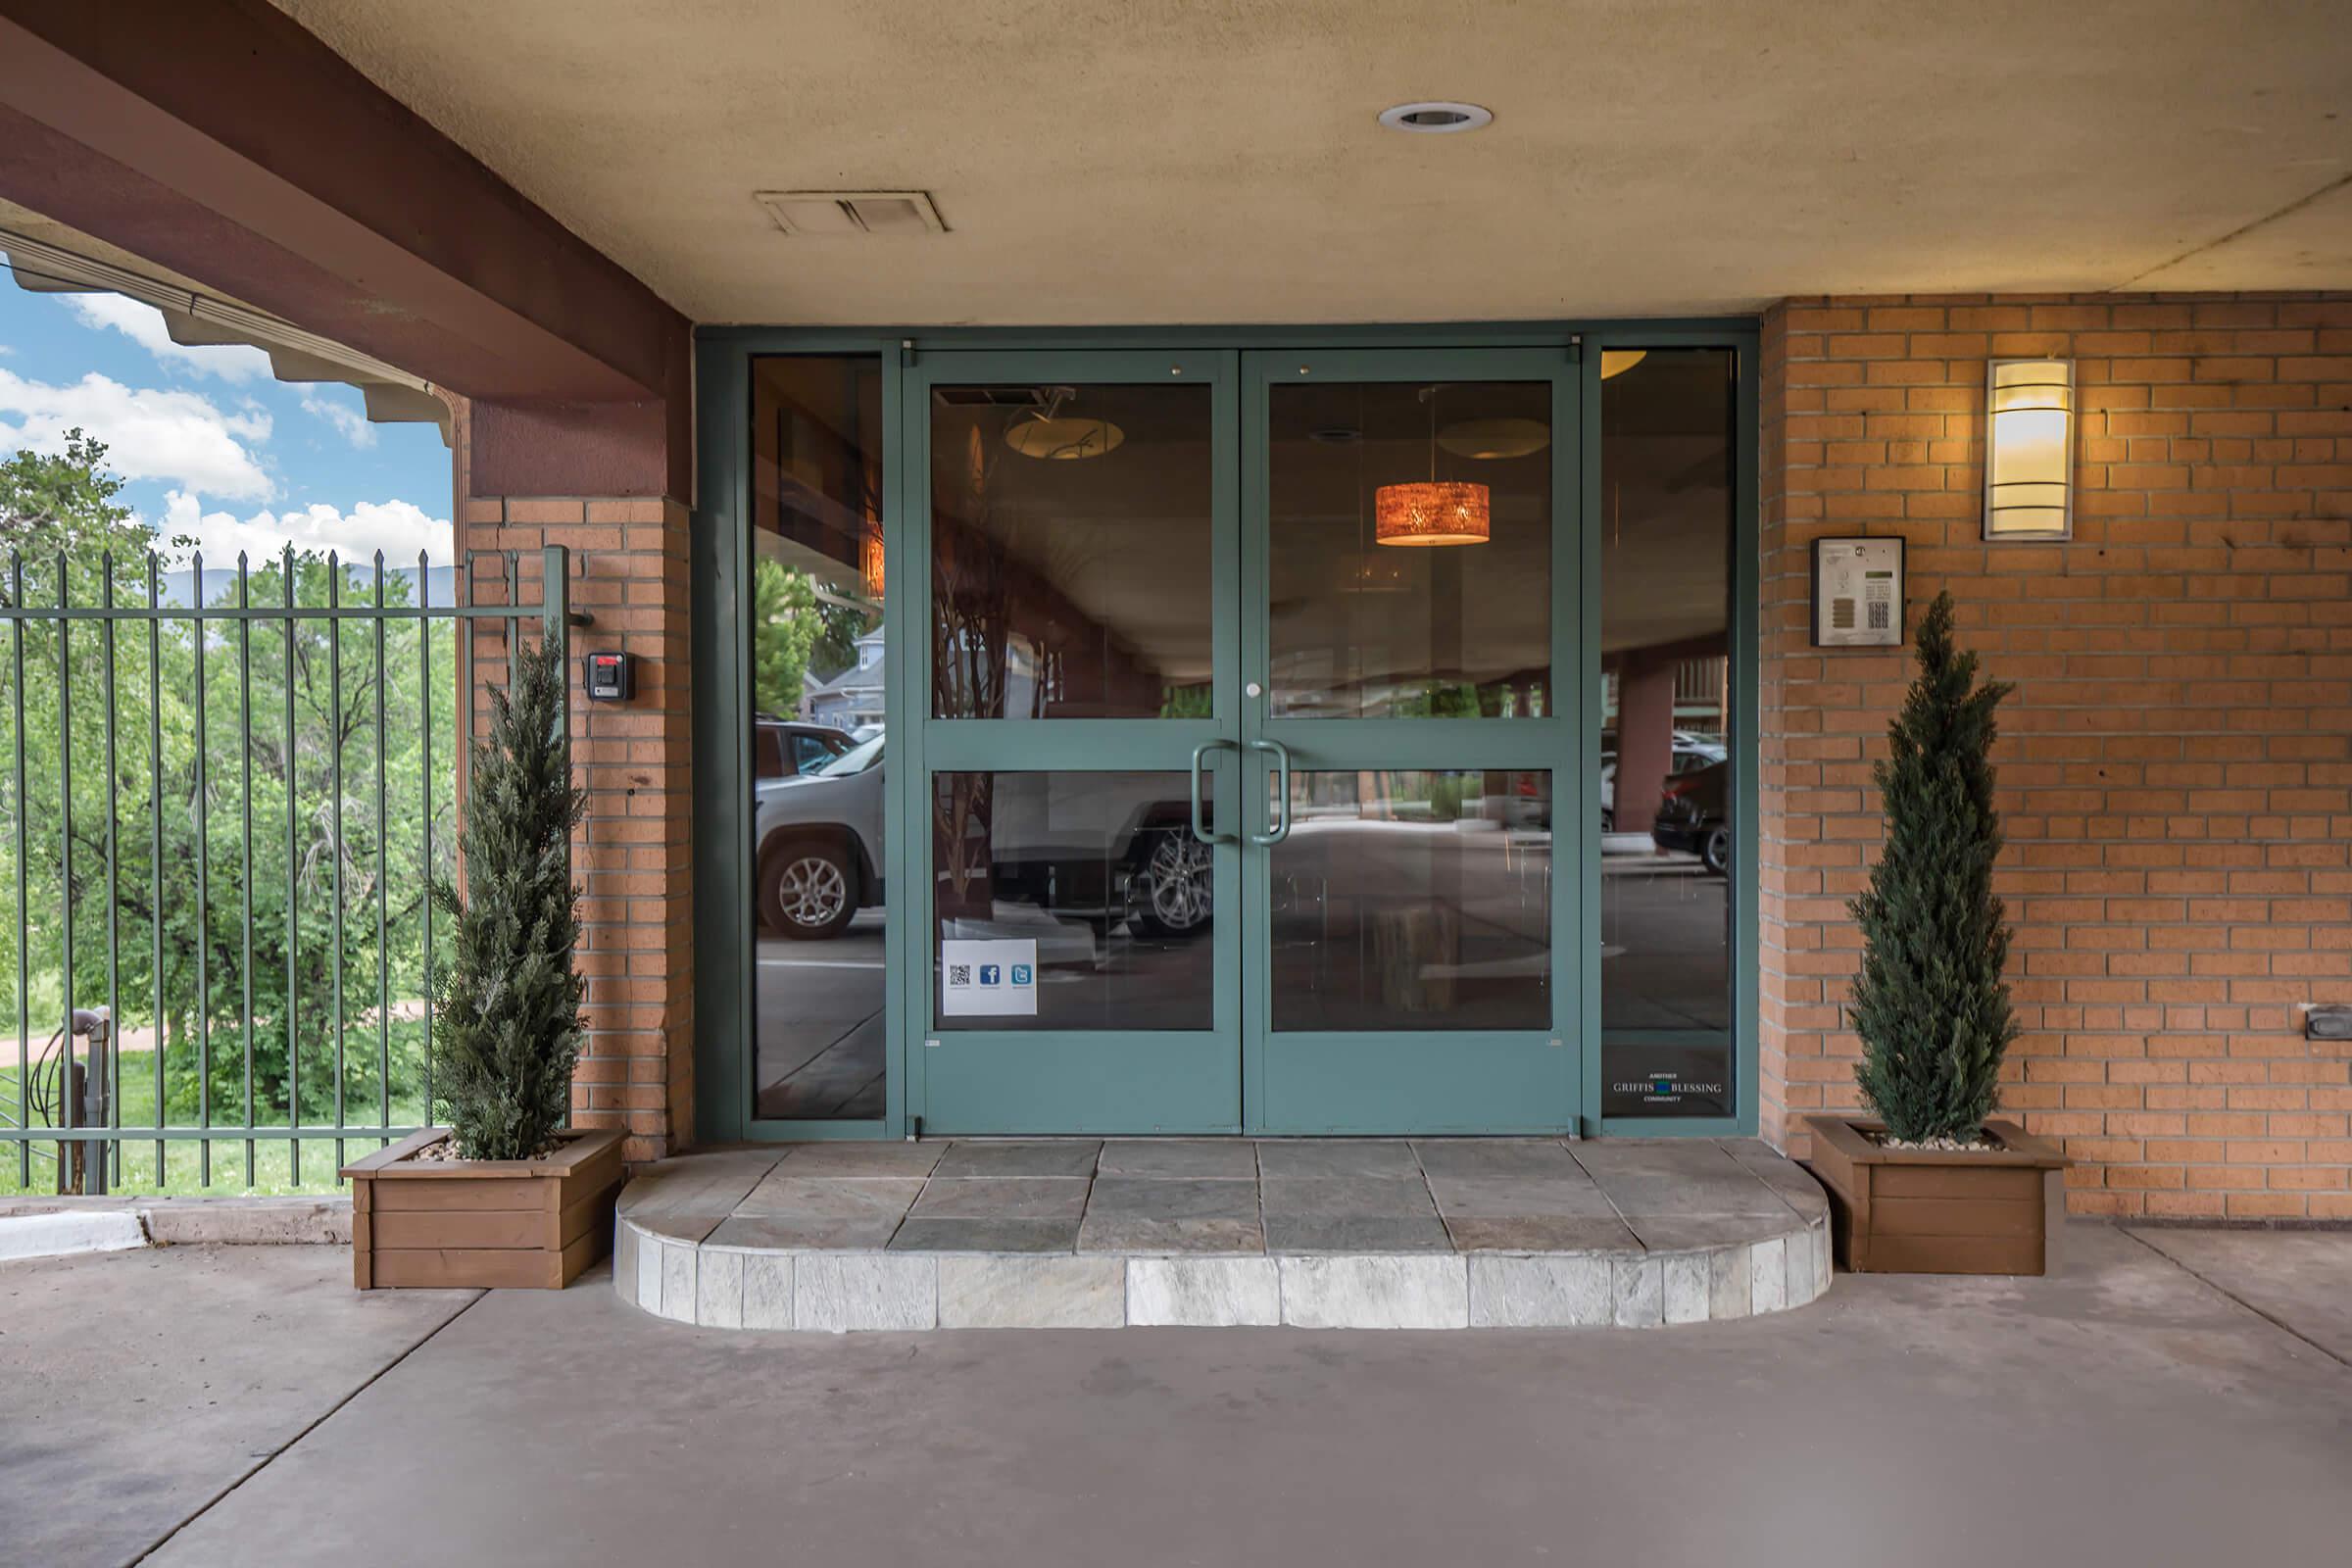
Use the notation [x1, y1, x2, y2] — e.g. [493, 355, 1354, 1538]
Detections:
[755, 715, 855, 781]
[1651, 760, 1730, 875]
[1598, 733, 1726, 830]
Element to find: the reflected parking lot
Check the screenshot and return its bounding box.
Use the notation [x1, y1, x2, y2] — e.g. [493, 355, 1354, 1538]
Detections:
[1599, 837, 1729, 1031]
[756, 911, 886, 1120]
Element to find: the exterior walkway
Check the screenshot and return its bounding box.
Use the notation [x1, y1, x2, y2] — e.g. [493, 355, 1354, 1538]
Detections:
[613, 1138, 1831, 1330]
[12, 1225, 2351, 1567]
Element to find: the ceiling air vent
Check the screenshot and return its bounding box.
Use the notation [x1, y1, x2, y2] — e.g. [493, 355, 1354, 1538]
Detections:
[755, 190, 948, 236]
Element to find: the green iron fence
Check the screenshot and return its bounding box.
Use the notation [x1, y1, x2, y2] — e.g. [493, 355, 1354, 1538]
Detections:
[0, 544, 568, 1194]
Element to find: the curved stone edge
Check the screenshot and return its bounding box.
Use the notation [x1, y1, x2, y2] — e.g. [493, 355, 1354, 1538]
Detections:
[611, 1208, 1832, 1333]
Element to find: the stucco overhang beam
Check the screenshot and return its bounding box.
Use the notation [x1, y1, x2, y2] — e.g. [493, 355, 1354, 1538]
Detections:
[0, 0, 692, 496]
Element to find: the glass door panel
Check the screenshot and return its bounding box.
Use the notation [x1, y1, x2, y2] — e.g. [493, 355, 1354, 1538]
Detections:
[929, 380, 1217, 721]
[932, 768, 1219, 1032]
[1267, 379, 1553, 719]
[1245, 349, 1579, 1134]
[748, 354, 889, 1122]
[911, 352, 1243, 1134]
[1266, 768, 1552, 1032]
[1597, 347, 1740, 1119]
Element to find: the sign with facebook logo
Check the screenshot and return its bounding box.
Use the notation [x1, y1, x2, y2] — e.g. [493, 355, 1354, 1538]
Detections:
[940, 939, 1039, 1017]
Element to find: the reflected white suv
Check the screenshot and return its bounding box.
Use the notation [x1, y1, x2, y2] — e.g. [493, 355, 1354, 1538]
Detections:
[752, 738, 1213, 944]
[755, 733, 887, 940]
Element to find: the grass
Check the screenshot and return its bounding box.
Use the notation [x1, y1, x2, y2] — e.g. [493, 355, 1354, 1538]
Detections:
[0, 1038, 428, 1198]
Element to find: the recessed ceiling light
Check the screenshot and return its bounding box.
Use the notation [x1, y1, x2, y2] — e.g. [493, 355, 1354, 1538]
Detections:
[1378, 102, 1493, 134]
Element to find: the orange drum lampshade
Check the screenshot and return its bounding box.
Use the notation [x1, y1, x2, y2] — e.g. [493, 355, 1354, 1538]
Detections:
[1373, 480, 1491, 546]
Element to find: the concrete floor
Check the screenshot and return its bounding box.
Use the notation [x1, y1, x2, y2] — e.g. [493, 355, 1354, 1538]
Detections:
[6, 1225, 2349, 1568]
[0, 1248, 474, 1568]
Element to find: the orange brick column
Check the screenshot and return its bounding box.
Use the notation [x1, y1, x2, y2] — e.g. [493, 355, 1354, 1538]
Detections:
[455, 491, 694, 1163]
[1759, 293, 2352, 1219]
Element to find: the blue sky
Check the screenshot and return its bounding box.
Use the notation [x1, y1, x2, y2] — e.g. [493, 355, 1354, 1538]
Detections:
[0, 272, 452, 564]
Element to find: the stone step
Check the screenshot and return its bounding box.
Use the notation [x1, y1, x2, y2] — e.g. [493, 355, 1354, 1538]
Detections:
[611, 1138, 1833, 1331]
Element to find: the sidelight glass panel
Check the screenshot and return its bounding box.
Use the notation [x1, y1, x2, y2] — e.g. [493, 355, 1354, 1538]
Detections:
[932, 771, 1215, 1031]
[1267, 770, 1550, 1031]
[929, 383, 1215, 718]
[1267, 381, 1551, 718]
[1597, 348, 1736, 1117]
[749, 355, 889, 1120]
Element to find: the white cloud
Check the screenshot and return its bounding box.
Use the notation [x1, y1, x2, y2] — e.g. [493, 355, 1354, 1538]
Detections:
[300, 386, 377, 448]
[63, 293, 272, 382]
[161, 492, 450, 566]
[0, 368, 273, 500]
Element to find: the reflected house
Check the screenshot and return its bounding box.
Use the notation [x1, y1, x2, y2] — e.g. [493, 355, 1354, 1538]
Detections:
[803, 627, 886, 731]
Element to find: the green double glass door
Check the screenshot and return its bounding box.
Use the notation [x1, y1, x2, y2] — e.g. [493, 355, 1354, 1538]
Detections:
[911, 348, 1579, 1134]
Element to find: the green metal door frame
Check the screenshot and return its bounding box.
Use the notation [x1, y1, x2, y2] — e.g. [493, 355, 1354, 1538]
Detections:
[1239, 347, 1582, 1133]
[906, 349, 1246, 1134]
[690, 320, 1759, 1146]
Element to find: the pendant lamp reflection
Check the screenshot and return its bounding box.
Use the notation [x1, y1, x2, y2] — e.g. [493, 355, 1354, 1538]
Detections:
[1373, 482, 1491, 546]
[1375, 383, 1491, 547]
[1004, 416, 1124, 460]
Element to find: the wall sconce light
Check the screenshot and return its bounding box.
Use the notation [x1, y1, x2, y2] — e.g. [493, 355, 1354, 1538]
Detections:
[1984, 359, 2074, 541]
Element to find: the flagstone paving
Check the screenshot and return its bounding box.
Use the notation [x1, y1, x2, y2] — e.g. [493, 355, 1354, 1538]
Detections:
[614, 1137, 1833, 1330]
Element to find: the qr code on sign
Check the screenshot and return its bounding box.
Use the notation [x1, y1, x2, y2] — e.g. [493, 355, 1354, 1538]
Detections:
[948, 964, 972, 986]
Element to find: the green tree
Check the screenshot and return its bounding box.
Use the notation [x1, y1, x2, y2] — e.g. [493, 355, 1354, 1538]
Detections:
[429, 633, 585, 1159]
[750, 557, 819, 717]
[1847, 592, 2018, 1144]
[1, 432, 451, 1177]
[751, 557, 876, 717]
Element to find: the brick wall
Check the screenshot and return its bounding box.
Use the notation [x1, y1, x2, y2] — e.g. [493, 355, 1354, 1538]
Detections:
[1760, 293, 2352, 1219]
[455, 486, 694, 1163]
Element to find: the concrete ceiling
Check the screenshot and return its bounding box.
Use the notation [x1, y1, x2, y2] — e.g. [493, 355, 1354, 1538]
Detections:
[267, 0, 2352, 324]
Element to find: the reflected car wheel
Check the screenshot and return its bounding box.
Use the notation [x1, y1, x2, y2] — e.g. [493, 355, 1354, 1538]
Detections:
[760, 843, 858, 940]
[1130, 830, 1213, 938]
[1701, 825, 1732, 877]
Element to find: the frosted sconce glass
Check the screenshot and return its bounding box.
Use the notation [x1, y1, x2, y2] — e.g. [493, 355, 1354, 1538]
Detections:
[1984, 359, 2073, 541]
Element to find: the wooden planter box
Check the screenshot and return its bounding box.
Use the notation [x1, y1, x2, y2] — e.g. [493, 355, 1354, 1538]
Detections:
[343, 1128, 626, 1290]
[1805, 1116, 2069, 1277]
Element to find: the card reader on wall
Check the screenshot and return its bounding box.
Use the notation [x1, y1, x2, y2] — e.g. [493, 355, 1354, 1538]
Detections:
[583, 651, 634, 702]
[2309, 1005, 2352, 1042]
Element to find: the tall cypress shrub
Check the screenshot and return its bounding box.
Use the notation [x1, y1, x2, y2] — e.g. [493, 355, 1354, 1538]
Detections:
[430, 635, 588, 1160]
[1848, 591, 2017, 1144]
